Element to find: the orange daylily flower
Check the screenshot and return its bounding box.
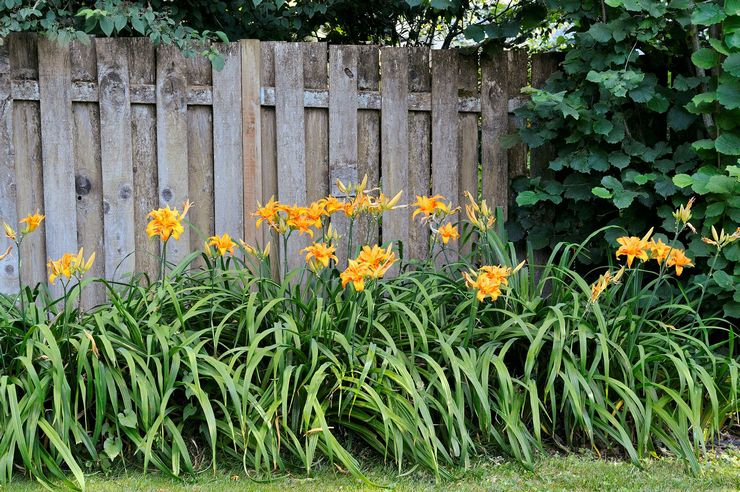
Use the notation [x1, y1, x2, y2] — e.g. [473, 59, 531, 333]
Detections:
[615, 228, 653, 267]
[463, 264, 515, 302]
[208, 233, 237, 256]
[303, 242, 337, 272]
[19, 210, 45, 234]
[437, 222, 459, 244]
[412, 195, 449, 219]
[340, 259, 371, 291]
[666, 249, 693, 276]
[47, 248, 95, 284]
[647, 239, 671, 264]
[357, 244, 396, 278]
[146, 201, 191, 242]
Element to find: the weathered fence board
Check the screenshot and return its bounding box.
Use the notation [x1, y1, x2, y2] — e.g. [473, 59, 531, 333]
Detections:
[96, 39, 136, 281]
[186, 53, 215, 262]
[275, 43, 307, 271]
[212, 43, 243, 239]
[407, 47, 432, 261]
[303, 43, 329, 204]
[481, 51, 510, 220]
[356, 45, 380, 247]
[380, 47, 409, 261]
[0, 44, 17, 294]
[0, 34, 560, 290]
[156, 45, 190, 263]
[128, 38, 159, 280]
[241, 39, 262, 248]
[38, 38, 78, 295]
[458, 53, 480, 258]
[70, 41, 105, 306]
[329, 45, 358, 261]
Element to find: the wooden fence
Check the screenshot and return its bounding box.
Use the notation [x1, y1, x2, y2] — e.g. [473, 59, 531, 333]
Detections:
[0, 34, 557, 301]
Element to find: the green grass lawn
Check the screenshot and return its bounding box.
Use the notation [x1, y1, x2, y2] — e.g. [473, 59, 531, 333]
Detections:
[3, 451, 739, 491]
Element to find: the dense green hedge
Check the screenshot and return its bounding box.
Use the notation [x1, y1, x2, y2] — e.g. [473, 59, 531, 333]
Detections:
[511, 0, 739, 319]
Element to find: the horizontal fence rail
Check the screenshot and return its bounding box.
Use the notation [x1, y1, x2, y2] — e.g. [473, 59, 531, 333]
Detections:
[0, 34, 558, 301]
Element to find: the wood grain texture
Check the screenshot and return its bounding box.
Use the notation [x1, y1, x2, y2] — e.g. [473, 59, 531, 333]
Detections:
[0, 43, 17, 293]
[303, 43, 329, 203]
[329, 45, 358, 261]
[212, 42, 243, 239]
[156, 45, 190, 263]
[37, 37, 78, 294]
[70, 40, 105, 306]
[356, 45, 380, 248]
[96, 39, 135, 281]
[481, 51, 509, 219]
[241, 39, 262, 247]
[431, 49, 459, 260]
[380, 47, 410, 261]
[458, 52, 479, 258]
[185, 54, 214, 259]
[506, 50, 528, 182]
[260, 42, 279, 275]
[407, 47, 432, 262]
[128, 38, 159, 280]
[274, 43, 307, 273]
[11, 101, 45, 286]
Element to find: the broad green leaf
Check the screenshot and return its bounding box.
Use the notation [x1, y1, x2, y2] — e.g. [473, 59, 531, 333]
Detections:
[591, 186, 613, 198]
[588, 23, 612, 42]
[672, 173, 694, 188]
[723, 53, 740, 76]
[691, 48, 719, 69]
[691, 2, 727, 24]
[715, 133, 740, 155]
[717, 79, 740, 109]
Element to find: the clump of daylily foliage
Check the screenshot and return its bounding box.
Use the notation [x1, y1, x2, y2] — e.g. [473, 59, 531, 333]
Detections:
[0, 178, 737, 490]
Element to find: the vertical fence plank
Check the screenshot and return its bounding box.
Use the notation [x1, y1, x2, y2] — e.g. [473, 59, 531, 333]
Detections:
[481, 51, 509, 219]
[431, 49, 459, 260]
[380, 47, 408, 258]
[156, 45, 190, 263]
[96, 39, 135, 282]
[185, 53, 214, 258]
[213, 43, 243, 239]
[241, 39, 262, 247]
[260, 42, 279, 274]
[407, 47, 432, 261]
[329, 45, 358, 261]
[507, 50, 528, 183]
[274, 43, 306, 272]
[9, 35, 45, 286]
[128, 38, 159, 280]
[37, 37, 78, 293]
[71, 40, 105, 306]
[458, 52, 479, 257]
[0, 43, 17, 293]
[357, 46, 380, 247]
[303, 43, 329, 203]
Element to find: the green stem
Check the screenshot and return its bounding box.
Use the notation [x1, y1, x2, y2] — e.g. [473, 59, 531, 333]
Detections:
[16, 237, 25, 326]
[347, 217, 355, 259]
[282, 233, 290, 280]
[465, 296, 479, 348]
[160, 238, 169, 282]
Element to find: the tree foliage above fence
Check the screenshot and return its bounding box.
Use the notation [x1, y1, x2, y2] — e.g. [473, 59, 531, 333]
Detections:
[1, 0, 549, 52]
[511, 0, 740, 318]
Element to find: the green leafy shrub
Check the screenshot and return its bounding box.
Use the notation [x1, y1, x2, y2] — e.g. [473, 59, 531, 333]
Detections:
[511, 0, 740, 318]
